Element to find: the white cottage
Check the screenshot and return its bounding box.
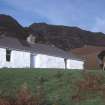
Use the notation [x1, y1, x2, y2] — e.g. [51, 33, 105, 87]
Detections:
[0, 35, 84, 69]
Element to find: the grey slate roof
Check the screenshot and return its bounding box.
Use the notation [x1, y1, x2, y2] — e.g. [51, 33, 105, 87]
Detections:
[0, 36, 82, 61]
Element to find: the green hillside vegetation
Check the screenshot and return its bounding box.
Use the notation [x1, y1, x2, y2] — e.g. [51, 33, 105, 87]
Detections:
[0, 69, 105, 105]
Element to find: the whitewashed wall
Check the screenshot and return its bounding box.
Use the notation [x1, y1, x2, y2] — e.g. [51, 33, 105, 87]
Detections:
[35, 54, 65, 69]
[0, 48, 30, 68]
[67, 59, 84, 69]
[34, 54, 84, 69]
[0, 48, 84, 69]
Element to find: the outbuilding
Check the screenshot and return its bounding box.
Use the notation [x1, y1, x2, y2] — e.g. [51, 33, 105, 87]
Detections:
[0, 35, 84, 69]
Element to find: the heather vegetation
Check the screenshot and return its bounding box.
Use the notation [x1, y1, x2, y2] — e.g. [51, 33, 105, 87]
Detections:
[0, 69, 105, 105]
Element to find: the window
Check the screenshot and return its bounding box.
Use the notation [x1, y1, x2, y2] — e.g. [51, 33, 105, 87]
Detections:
[6, 49, 11, 62]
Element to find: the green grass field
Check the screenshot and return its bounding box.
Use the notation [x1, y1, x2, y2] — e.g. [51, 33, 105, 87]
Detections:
[0, 68, 105, 105]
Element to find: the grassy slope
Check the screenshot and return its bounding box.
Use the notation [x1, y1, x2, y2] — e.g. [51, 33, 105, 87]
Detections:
[0, 68, 105, 105]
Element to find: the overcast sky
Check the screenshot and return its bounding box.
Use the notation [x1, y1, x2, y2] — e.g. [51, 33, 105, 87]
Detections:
[0, 0, 105, 33]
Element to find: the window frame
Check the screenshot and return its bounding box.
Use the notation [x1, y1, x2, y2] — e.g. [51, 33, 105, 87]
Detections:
[6, 48, 11, 62]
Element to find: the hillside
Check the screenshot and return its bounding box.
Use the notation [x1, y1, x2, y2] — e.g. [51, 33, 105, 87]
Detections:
[1, 14, 105, 51]
[30, 23, 105, 51]
[0, 14, 28, 39]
